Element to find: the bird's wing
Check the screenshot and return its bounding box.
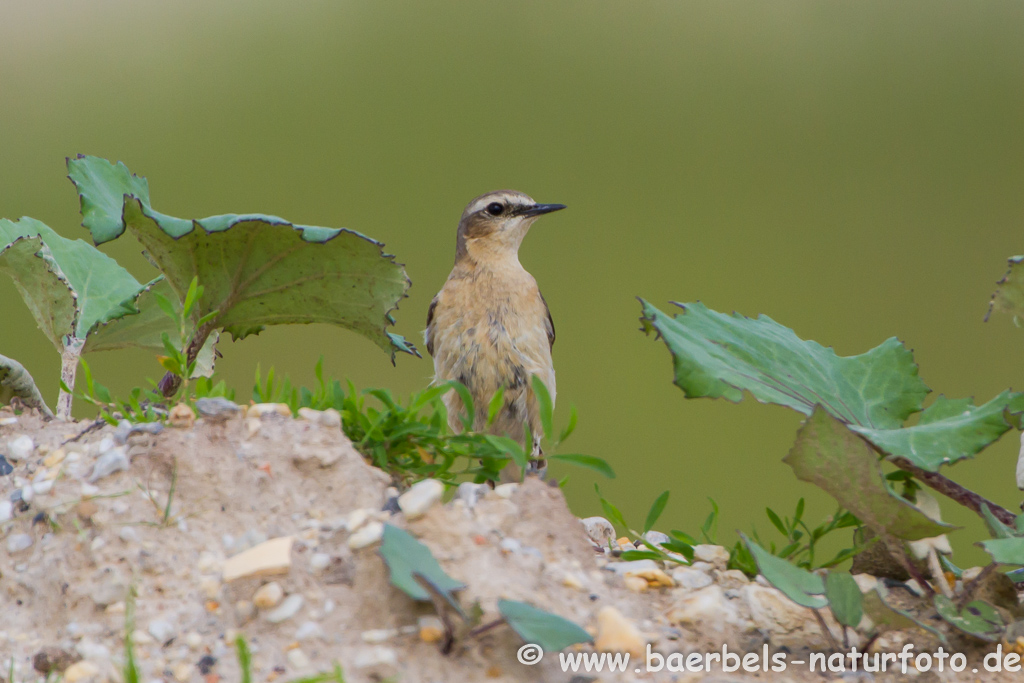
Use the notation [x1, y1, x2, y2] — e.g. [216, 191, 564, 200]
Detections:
[540, 292, 555, 350]
[425, 295, 439, 356]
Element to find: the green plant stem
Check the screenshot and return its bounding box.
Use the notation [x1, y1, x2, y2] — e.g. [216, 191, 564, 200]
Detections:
[157, 322, 214, 398]
[887, 455, 1016, 526]
[57, 336, 85, 420]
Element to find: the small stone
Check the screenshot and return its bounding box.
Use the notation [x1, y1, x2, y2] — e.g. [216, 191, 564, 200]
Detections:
[0, 500, 13, 522]
[352, 646, 399, 678]
[131, 629, 154, 645]
[234, 600, 256, 623]
[186, 632, 203, 649]
[455, 482, 488, 509]
[253, 582, 285, 608]
[347, 521, 384, 550]
[625, 567, 675, 588]
[593, 606, 645, 657]
[345, 508, 371, 532]
[172, 661, 192, 682]
[248, 403, 292, 418]
[64, 661, 101, 683]
[361, 629, 398, 643]
[961, 566, 984, 582]
[148, 620, 176, 644]
[88, 446, 129, 483]
[493, 482, 518, 499]
[31, 479, 52, 495]
[309, 553, 331, 572]
[264, 594, 304, 624]
[6, 533, 32, 554]
[671, 566, 714, 590]
[43, 449, 67, 468]
[195, 397, 241, 422]
[32, 646, 80, 674]
[643, 530, 670, 547]
[717, 569, 750, 587]
[294, 621, 323, 641]
[693, 544, 730, 569]
[91, 581, 127, 607]
[246, 417, 261, 437]
[623, 575, 648, 592]
[667, 585, 743, 634]
[118, 526, 140, 543]
[200, 576, 222, 599]
[222, 536, 293, 582]
[0, 455, 11, 476]
[297, 407, 341, 428]
[7, 435, 34, 461]
[286, 648, 310, 669]
[398, 479, 445, 519]
[19, 484, 34, 505]
[580, 517, 615, 545]
[607, 559, 659, 575]
[168, 403, 196, 429]
[418, 616, 445, 643]
[561, 573, 585, 590]
[0, 416, 17, 426]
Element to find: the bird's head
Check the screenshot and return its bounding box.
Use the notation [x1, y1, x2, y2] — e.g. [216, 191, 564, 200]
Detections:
[455, 190, 565, 263]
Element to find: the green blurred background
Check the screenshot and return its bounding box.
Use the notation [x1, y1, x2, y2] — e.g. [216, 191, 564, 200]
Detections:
[3, 1, 1024, 564]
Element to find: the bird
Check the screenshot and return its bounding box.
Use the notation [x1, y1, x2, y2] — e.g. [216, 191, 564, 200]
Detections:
[425, 190, 565, 479]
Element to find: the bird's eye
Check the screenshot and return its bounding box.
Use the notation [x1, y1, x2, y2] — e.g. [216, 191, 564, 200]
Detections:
[486, 202, 504, 216]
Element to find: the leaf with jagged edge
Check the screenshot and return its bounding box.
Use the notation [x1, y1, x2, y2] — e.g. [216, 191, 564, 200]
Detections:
[0, 353, 54, 417]
[85, 277, 218, 377]
[0, 217, 143, 350]
[639, 300, 928, 429]
[850, 392, 1024, 472]
[784, 408, 954, 541]
[68, 155, 418, 360]
[980, 537, 1024, 566]
[989, 255, 1024, 324]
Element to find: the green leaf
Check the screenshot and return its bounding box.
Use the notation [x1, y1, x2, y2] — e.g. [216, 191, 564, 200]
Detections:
[640, 299, 929, 429]
[861, 585, 947, 644]
[595, 485, 629, 532]
[766, 508, 788, 536]
[643, 491, 670, 533]
[68, 155, 417, 361]
[825, 572, 863, 628]
[448, 381, 475, 431]
[378, 524, 465, 602]
[0, 217, 145, 350]
[979, 538, 1024, 566]
[497, 599, 592, 652]
[486, 386, 505, 428]
[558, 405, 578, 444]
[981, 503, 1018, 540]
[531, 375, 554, 440]
[989, 255, 1024, 324]
[850, 392, 1024, 471]
[0, 353, 53, 417]
[934, 596, 1005, 642]
[783, 408, 954, 541]
[741, 534, 827, 608]
[547, 453, 615, 478]
[619, 550, 664, 562]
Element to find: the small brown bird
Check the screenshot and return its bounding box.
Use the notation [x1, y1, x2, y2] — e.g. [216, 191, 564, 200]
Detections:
[425, 191, 565, 477]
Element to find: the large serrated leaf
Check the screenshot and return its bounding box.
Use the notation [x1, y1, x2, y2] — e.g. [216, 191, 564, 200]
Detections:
[378, 524, 465, 603]
[783, 408, 954, 541]
[68, 155, 416, 360]
[850, 392, 1024, 471]
[980, 537, 1024, 566]
[989, 255, 1024, 323]
[639, 300, 928, 429]
[0, 217, 143, 348]
[497, 599, 592, 652]
[741, 534, 827, 608]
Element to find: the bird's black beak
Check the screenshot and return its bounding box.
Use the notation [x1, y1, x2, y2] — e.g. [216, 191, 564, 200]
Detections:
[517, 203, 566, 217]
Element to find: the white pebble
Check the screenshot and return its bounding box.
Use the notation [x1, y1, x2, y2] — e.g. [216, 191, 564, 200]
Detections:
[185, 632, 203, 649]
[348, 521, 384, 549]
[345, 508, 371, 532]
[295, 621, 323, 641]
[33, 480, 53, 496]
[19, 485, 33, 505]
[148, 619, 176, 644]
[6, 533, 33, 554]
[118, 527, 140, 543]
[0, 501, 12, 522]
[398, 479, 445, 519]
[493, 482, 518, 499]
[264, 594, 303, 623]
[0, 416, 18, 426]
[310, 553, 331, 571]
[252, 582, 284, 608]
[7, 435, 34, 461]
[581, 517, 615, 544]
[286, 648, 310, 669]
[89, 446, 129, 483]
